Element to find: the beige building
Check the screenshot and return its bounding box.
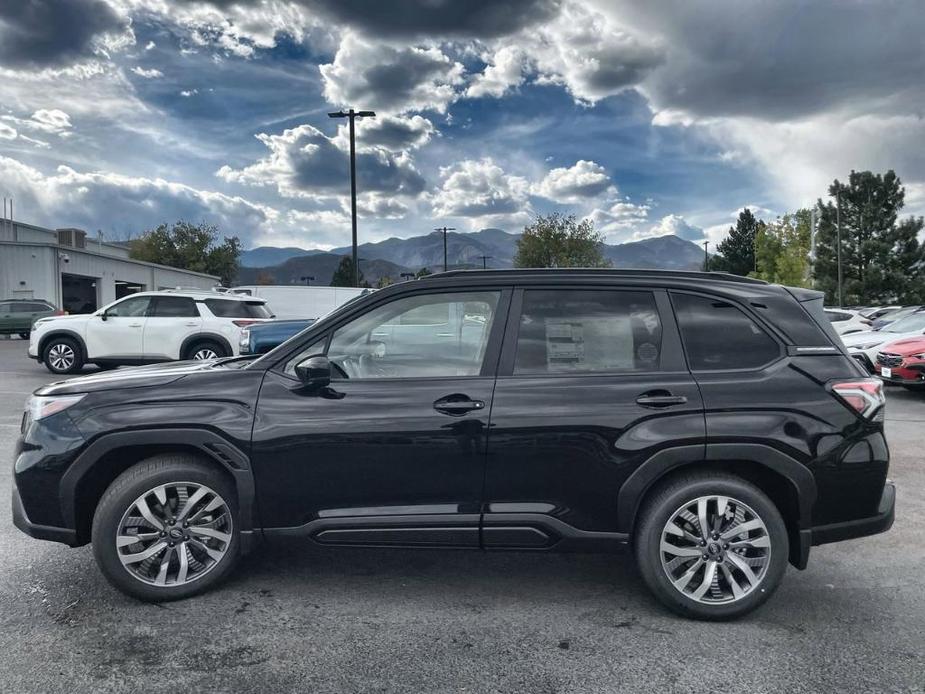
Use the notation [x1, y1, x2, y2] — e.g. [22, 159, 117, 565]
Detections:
[0, 220, 218, 313]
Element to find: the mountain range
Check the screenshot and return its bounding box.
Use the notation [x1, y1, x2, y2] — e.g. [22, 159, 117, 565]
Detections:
[238, 229, 705, 286]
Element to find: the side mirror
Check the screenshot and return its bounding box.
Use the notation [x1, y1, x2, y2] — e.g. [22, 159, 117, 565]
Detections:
[294, 354, 331, 390]
[99, 311, 108, 321]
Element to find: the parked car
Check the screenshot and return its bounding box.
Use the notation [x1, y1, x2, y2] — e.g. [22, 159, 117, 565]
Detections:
[239, 318, 314, 355]
[858, 305, 900, 321]
[12, 269, 894, 620]
[0, 299, 60, 338]
[28, 289, 273, 374]
[823, 308, 871, 335]
[230, 285, 368, 319]
[870, 305, 923, 331]
[875, 335, 925, 391]
[843, 309, 925, 372]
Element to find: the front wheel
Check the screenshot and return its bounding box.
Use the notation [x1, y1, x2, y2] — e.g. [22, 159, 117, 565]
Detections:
[92, 454, 240, 601]
[42, 336, 84, 374]
[634, 472, 789, 620]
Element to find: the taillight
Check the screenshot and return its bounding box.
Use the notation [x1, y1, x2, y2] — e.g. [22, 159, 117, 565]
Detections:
[830, 378, 885, 419]
[53, 310, 64, 316]
[232, 319, 258, 328]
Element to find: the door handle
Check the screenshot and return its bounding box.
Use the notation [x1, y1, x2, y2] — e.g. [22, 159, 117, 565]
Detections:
[129, 323, 143, 328]
[636, 392, 688, 408]
[184, 322, 199, 327]
[433, 394, 485, 416]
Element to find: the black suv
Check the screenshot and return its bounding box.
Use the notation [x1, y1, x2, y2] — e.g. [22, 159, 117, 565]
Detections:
[12, 270, 895, 619]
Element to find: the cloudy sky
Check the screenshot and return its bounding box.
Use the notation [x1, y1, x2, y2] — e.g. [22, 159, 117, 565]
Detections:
[1, 0, 924, 251]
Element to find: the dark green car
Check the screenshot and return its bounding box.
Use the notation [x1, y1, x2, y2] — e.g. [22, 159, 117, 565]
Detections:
[0, 299, 59, 339]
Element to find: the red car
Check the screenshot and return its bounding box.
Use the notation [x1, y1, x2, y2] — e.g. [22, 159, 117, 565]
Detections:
[875, 336, 925, 391]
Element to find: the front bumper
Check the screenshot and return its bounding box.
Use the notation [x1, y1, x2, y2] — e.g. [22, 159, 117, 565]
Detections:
[12, 484, 78, 546]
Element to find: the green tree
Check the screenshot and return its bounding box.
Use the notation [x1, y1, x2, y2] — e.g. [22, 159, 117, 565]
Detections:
[330, 256, 367, 287]
[130, 221, 241, 286]
[712, 208, 762, 275]
[514, 213, 610, 268]
[814, 170, 925, 304]
[415, 267, 432, 278]
[753, 210, 812, 287]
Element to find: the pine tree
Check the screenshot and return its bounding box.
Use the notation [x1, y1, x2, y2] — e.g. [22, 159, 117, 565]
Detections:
[712, 208, 761, 276]
[330, 256, 366, 287]
[814, 170, 925, 305]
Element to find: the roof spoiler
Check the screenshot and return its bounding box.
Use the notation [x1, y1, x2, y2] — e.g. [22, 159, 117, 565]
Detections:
[785, 286, 825, 302]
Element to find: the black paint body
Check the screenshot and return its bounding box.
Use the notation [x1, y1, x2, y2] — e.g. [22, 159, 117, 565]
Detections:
[12, 270, 894, 567]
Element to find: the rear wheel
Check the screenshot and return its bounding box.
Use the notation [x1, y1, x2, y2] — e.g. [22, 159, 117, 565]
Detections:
[42, 336, 84, 374]
[634, 472, 788, 620]
[92, 454, 240, 601]
[185, 339, 226, 361]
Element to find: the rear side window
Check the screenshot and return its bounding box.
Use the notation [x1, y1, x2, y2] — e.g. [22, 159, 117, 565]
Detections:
[205, 299, 272, 318]
[151, 296, 198, 317]
[672, 293, 780, 370]
[514, 290, 663, 375]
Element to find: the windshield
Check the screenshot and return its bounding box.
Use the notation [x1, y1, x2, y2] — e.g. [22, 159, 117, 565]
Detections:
[884, 312, 925, 333]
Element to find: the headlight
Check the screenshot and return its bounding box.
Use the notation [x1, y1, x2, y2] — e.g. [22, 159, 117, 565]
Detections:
[27, 394, 86, 421]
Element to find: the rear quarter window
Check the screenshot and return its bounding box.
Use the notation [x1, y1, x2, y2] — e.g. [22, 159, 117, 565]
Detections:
[672, 293, 781, 370]
[204, 299, 272, 318]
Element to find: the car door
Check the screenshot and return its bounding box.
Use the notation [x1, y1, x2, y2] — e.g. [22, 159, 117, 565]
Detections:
[0, 303, 11, 333]
[144, 296, 203, 360]
[251, 288, 511, 545]
[84, 295, 151, 360]
[482, 286, 705, 548]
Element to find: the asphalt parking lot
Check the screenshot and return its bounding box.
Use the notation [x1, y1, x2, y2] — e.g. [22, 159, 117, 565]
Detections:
[0, 337, 923, 694]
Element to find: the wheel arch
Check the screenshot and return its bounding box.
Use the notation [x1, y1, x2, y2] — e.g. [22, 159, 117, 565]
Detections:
[618, 443, 816, 568]
[38, 329, 86, 362]
[60, 429, 256, 547]
[180, 333, 233, 360]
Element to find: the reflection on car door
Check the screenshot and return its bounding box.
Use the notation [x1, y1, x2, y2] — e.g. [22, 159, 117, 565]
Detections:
[84, 295, 151, 359]
[251, 289, 511, 545]
[144, 296, 203, 359]
[482, 287, 705, 547]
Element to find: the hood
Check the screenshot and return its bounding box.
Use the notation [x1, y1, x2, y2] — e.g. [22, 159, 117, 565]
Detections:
[843, 329, 917, 347]
[35, 359, 229, 396]
[880, 337, 925, 356]
[36, 313, 91, 324]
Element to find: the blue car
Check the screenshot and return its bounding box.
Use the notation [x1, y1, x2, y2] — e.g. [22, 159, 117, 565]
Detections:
[239, 319, 314, 355]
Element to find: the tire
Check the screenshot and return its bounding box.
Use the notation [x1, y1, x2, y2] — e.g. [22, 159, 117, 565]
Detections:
[184, 339, 226, 361]
[42, 336, 84, 374]
[91, 454, 240, 602]
[19, 332, 30, 340]
[634, 472, 789, 620]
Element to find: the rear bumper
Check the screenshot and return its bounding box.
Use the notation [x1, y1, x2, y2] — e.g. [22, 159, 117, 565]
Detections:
[12, 485, 78, 547]
[811, 481, 896, 547]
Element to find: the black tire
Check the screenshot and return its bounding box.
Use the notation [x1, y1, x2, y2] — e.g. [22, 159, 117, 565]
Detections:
[42, 336, 85, 374]
[634, 472, 789, 620]
[184, 339, 226, 361]
[91, 454, 240, 602]
[19, 332, 29, 340]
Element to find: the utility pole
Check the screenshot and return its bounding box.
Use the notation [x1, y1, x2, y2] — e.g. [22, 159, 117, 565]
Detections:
[328, 108, 376, 287]
[835, 187, 844, 308]
[435, 226, 456, 272]
[300, 275, 314, 286]
[478, 255, 492, 269]
[702, 240, 710, 271]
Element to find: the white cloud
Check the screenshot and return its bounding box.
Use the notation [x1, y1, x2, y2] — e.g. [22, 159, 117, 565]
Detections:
[466, 46, 527, 99]
[217, 124, 426, 201]
[588, 200, 651, 236]
[335, 114, 436, 153]
[0, 123, 17, 140]
[320, 32, 465, 114]
[180, 89, 198, 97]
[532, 159, 614, 203]
[430, 158, 532, 228]
[131, 66, 163, 79]
[635, 214, 704, 242]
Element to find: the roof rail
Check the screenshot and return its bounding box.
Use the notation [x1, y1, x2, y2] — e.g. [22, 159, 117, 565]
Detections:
[425, 268, 769, 285]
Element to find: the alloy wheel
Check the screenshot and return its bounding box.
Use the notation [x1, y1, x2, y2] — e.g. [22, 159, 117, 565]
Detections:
[193, 348, 218, 360]
[659, 495, 771, 604]
[115, 482, 233, 587]
[48, 343, 75, 371]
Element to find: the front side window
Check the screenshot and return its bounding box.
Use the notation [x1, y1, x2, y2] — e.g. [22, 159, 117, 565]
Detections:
[151, 297, 198, 317]
[326, 291, 500, 379]
[672, 293, 780, 370]
[106, 296, 150, 318]
[513, 290, 663, 375]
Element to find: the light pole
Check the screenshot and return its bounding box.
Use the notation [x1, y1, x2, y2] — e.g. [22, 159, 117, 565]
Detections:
[329, 108, 375, 287]
[832, 187, 844, 308]
[702, 240, 710, 271]
[435, 226, 456, 272]
[478, 255, 492, 269]
[300, 275, 314, 286]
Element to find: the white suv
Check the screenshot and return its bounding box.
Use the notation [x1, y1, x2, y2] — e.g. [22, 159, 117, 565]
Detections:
[28, 289, 273, 374]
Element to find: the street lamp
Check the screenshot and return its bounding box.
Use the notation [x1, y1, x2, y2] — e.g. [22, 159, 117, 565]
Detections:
[329, 108, 376, 288]
[435, 226, 456, 272]
[702, 240, 710, 271]
[300, 275, 314, 286]
[830, 187, 844, 308]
